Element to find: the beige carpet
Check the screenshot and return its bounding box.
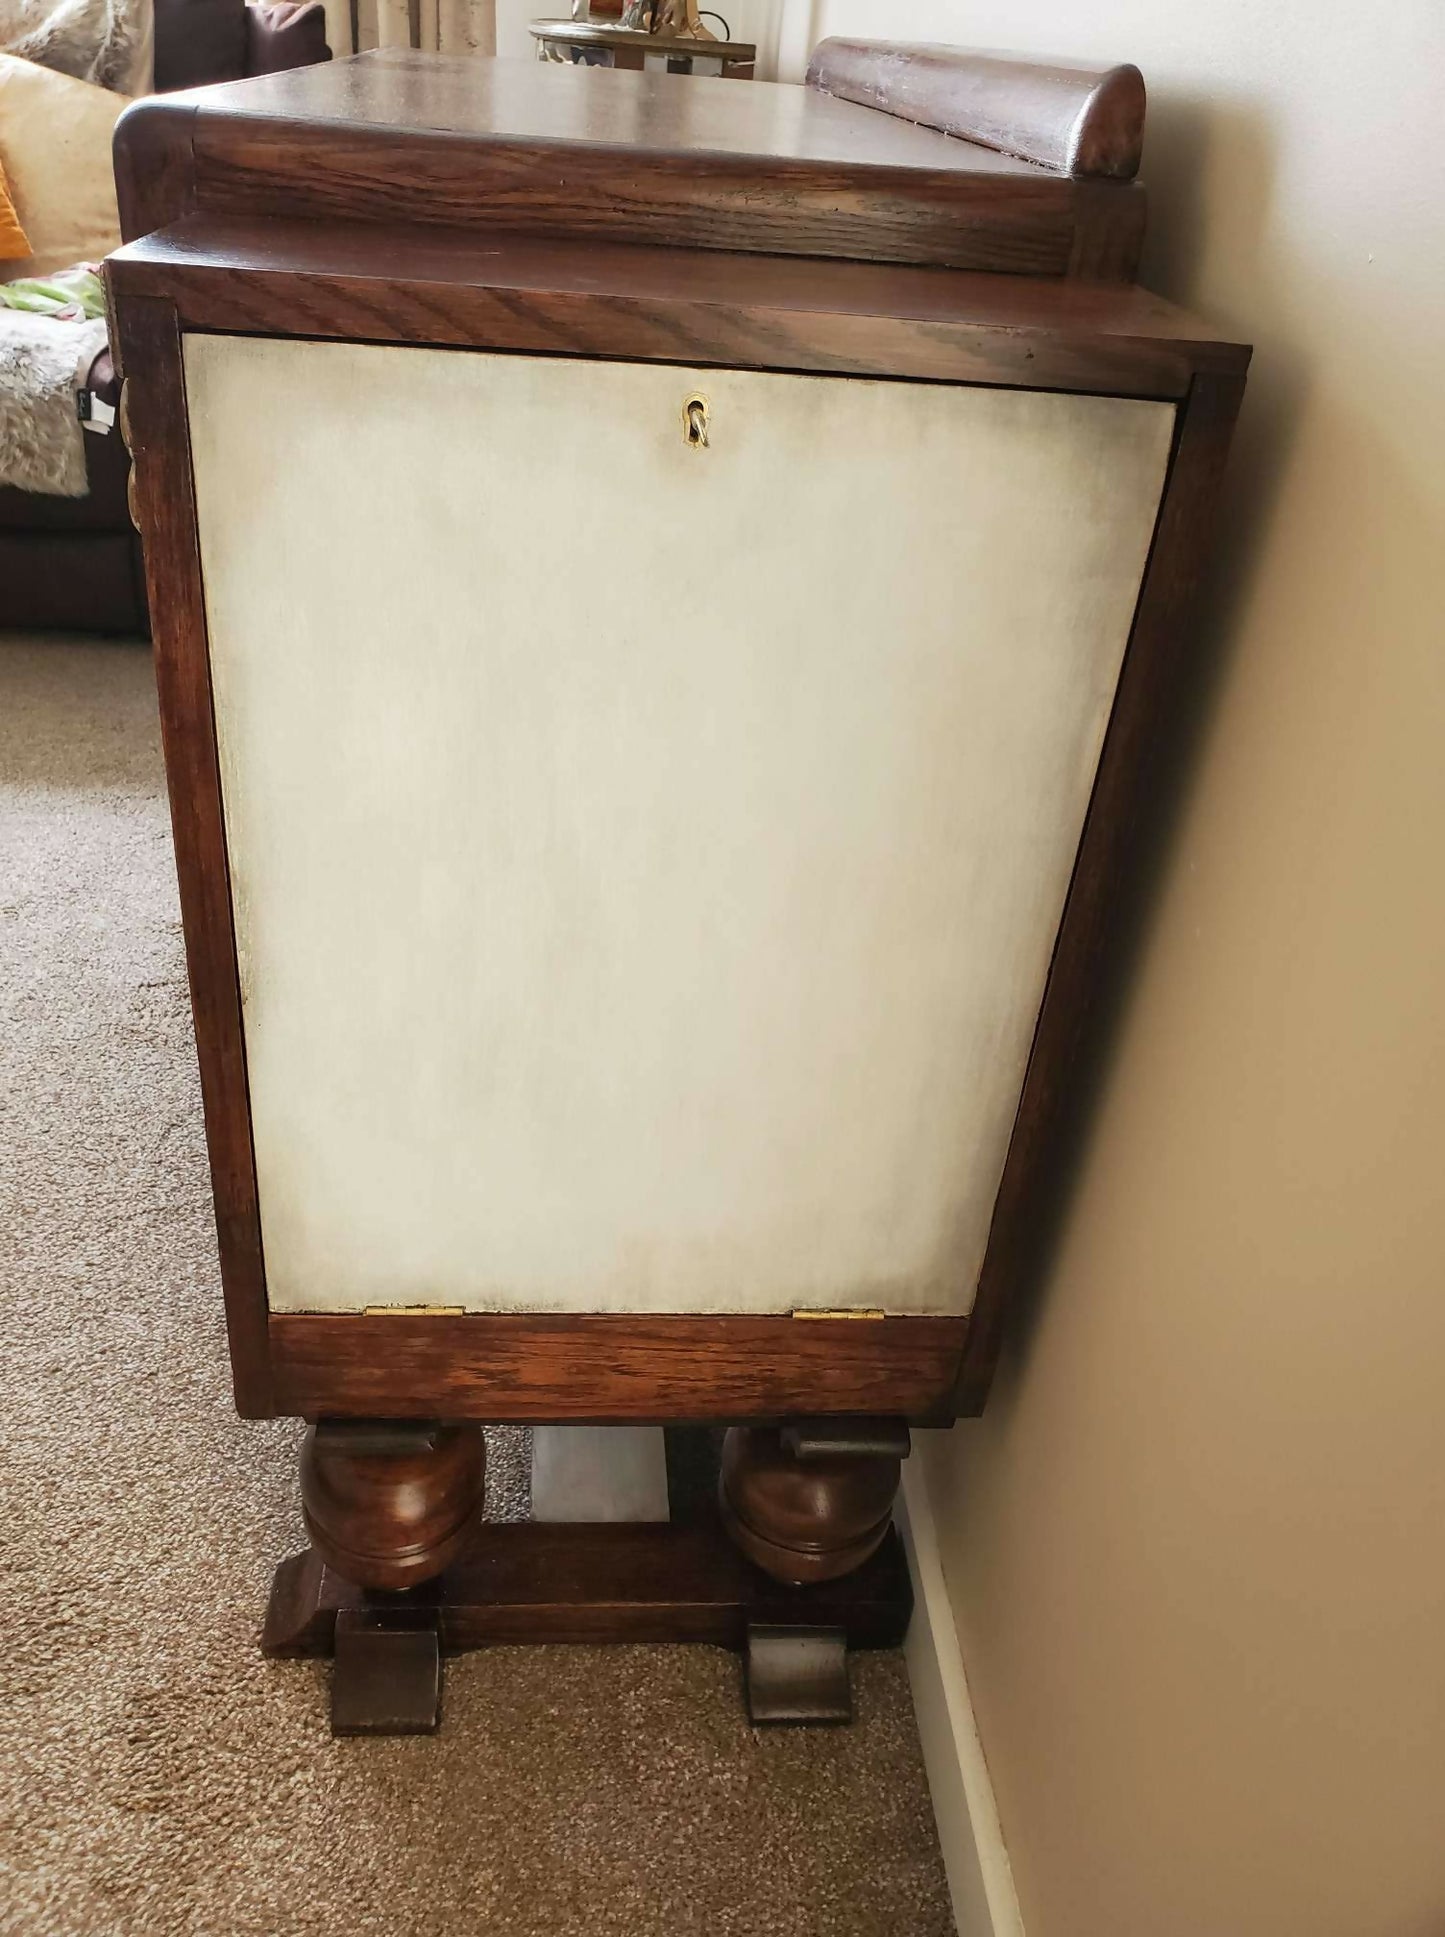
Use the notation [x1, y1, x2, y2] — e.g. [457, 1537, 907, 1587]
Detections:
[0, 636, 953, 1937]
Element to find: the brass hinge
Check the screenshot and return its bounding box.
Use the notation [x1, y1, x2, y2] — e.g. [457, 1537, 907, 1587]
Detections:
[791, 1308, 886, 1321]
[363, 1303, 466, 1316]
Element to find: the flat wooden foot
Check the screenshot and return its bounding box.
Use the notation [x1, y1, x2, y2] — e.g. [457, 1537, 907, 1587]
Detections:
[745, 1623, 851, 1725]
[261, 1547, 334, 1654]
[331, 1608, 441, 1736]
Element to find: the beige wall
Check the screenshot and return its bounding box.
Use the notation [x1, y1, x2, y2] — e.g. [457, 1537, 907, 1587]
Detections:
[777, 4, 1445, 1932]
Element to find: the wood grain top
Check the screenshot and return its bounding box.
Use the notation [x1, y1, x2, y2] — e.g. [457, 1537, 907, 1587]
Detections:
[111, 215, 1245, 363]
[172, 51, 1048, 176]
[807, 41, 1146, 180]
[114, 52, 1148, 277]
[107, 215, 1248, 403]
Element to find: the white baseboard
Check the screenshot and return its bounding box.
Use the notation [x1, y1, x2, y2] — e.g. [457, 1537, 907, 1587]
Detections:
[897, 1462, 1024, 1937]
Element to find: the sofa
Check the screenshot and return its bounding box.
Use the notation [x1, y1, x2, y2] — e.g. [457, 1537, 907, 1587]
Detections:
[0, 0, 329, 635]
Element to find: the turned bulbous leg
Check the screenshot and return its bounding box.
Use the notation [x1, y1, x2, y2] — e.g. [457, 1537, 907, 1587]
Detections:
[300, 1420, 487, 1592]
[718, 1423, 907, 1586]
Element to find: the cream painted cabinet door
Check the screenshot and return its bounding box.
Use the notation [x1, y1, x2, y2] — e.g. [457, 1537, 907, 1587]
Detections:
[184, 336, 1172, 1316]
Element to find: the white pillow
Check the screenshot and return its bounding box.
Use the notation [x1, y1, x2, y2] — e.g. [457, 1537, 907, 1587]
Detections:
[0, 53, 127, 280]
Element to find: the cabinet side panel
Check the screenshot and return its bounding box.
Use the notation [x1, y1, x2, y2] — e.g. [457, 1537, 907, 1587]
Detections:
[114, 297, 273, 1415]
[185, 336, 1171, 1315]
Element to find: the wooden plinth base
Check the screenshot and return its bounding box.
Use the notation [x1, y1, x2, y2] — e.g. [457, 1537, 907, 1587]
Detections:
[264, 1517, 912, 1658]
[263, 1427, 911, 1733]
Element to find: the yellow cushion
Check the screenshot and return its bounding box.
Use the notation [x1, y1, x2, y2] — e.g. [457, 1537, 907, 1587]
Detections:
[0, 158, 31, 260]
[0, 55, 127, 280]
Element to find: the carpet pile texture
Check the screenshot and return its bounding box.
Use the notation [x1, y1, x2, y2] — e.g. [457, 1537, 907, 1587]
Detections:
[0, 636, 953, 1937]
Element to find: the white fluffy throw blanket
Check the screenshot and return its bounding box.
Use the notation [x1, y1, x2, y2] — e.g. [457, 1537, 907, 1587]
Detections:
[0, 310, 109, 494]
[0, 0, 150, 91]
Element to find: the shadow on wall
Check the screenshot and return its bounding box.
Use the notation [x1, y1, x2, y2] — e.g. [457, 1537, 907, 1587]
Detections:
[983, 87, 1313, 1373]
[982, 60, 1444, 1388]
[1140, 92, 1306, 617]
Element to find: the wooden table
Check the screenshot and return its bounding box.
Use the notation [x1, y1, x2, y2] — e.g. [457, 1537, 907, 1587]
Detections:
[530, 17, 756, 76]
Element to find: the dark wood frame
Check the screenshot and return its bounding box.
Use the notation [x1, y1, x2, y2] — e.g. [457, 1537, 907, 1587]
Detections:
[110, 64, 1147, 283]
[108, 56, 1247, 1431]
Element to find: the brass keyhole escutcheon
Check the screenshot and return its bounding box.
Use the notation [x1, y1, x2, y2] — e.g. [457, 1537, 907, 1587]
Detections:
[683, 394, 709, 448]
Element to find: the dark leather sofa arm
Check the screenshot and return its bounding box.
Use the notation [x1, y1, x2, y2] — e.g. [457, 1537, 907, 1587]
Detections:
[245, 0, 331, 77]
[154, 0, 329, 92]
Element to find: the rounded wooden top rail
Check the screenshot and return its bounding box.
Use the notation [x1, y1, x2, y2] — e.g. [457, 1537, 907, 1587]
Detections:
[805, 40, 1146, 181]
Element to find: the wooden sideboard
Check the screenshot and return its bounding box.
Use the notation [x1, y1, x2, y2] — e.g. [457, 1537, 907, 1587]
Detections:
[107, 44, 1249, 1730]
